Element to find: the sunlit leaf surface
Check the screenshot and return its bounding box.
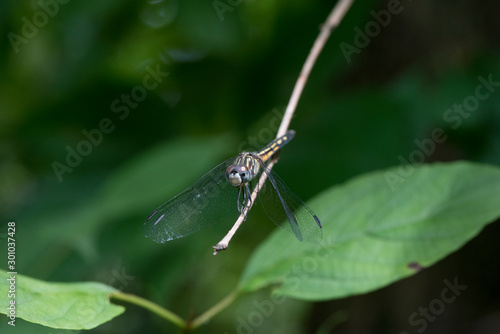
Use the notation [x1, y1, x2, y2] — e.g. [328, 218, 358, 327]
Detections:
[240, 162, 500, 300]
[0, 270, 124, 330]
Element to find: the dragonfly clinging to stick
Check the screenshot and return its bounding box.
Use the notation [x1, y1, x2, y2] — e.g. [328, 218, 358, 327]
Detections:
[144, 130, 322, 253]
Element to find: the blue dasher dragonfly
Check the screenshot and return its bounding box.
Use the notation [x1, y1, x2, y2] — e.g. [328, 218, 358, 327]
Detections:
[144, 130, 322, 250]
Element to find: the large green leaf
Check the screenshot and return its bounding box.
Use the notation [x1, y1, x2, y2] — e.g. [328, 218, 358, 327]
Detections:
[0, 270, 124, 330]
[239, 161, 500, 300]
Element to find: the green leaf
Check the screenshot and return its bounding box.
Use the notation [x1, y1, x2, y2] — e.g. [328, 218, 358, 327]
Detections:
[239, 161, 500, 300]
[0, 270, 124, 330]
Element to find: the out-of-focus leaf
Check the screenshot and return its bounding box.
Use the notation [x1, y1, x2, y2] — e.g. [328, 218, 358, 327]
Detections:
[0, 270, 124, 330]
[99, 134, 234, 221]
[239, 161, 500, 300]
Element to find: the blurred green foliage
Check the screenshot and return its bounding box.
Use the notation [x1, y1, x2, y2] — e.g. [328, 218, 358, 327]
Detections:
[1, 0, 500, 333]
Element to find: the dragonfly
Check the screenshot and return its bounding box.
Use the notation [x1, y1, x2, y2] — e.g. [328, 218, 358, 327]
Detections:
[144, 130, 322, 250]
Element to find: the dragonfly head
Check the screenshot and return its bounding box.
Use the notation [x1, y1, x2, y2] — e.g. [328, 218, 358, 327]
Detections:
[226, 164, 251, 187]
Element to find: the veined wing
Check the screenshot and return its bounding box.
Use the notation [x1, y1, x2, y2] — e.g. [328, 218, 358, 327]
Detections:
[257, 158, 323, 243]
[144, 157, 239, 243]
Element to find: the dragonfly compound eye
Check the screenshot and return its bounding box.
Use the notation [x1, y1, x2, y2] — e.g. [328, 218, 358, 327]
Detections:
[226, 165, 242, 187]
[226, 165, 250, 187]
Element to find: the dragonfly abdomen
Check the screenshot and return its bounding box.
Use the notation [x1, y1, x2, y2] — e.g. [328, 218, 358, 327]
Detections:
[257, 130, 296, 163]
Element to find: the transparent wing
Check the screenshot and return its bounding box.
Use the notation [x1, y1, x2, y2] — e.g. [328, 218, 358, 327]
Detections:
[144, 157, 239, 243]
[257, 159, 323, 243]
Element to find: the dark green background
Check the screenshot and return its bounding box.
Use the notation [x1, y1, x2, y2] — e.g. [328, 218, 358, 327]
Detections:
[1, 0, 499, 333]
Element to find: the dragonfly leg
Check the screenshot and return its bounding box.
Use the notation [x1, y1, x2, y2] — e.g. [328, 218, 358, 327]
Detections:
[244, 183, 253, 208]
[239, 184, 253, 221]
[237, 187, 242, 213]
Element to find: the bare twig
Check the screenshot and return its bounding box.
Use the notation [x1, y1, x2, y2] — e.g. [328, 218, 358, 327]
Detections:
[278, 0, 355, 137]
[213, 161, 275, 255]
[213, 0, 355, 255]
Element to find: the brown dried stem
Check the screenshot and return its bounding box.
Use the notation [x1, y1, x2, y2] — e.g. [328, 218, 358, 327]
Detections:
[213, 0, 355, 255]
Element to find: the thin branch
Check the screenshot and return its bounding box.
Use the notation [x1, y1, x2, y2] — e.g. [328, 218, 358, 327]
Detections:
[110, 291, 185, 328]
[278, 0, 355, 137]
[213, 0, 355, 255]
[213, 160, 276, 255]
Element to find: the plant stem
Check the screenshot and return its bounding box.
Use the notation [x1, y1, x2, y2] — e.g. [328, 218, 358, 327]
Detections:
[110, 291, 186, 328]
[213, 160, 276, 255]
[278, 0, 355, 137]
[213, 0, 355, 255]
[189, 289, 240, 329]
